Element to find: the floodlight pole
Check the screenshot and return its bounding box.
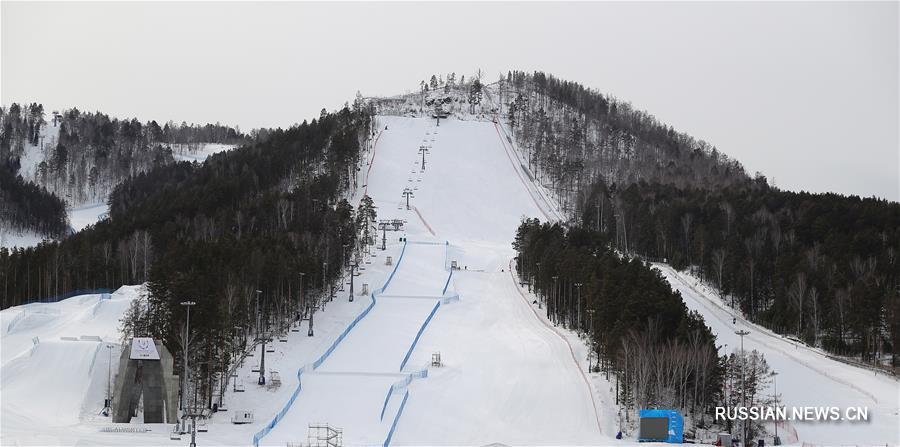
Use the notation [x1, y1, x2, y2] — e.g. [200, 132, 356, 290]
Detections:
[106, 344, 114, 413]
[551, 276, 559, 323]
[180, 300, 196, 424]
[736, 329, 750, 442]
[256, 290, 266, 386]
[349, 262, 357, 302]
[298, 272, 306, 325]
[587, 309, 596, 371]
[574, 283, 583, 330]
[772, 371, 780, 444]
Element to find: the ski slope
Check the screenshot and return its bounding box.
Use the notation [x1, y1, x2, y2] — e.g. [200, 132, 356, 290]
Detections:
[263, 115, 609, 445]
[656, 265, 900, 446]
[0, 287, 140, 445]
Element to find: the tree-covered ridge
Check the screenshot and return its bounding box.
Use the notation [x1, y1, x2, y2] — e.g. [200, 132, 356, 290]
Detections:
[583, 179, 900, 366]
[501, 70, 898, 370]
[1, 107, 369, 306]
[0, 103, 251, 208]
[1, 106, 373, 411]
[514, 219, 723, 425]
[0, 163, 68, 236]
[501, 70, 752, 219]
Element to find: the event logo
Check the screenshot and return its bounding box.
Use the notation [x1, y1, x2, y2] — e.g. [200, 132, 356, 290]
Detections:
[129, 337, 161, 360]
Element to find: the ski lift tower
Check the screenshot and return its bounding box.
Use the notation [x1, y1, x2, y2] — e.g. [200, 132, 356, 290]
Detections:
[402, 187, 414, 210]
[377, 219, 405, 250]
[418, 145, 430, 171]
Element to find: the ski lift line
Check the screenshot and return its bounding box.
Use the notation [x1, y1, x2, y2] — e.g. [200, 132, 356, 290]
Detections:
[492, 123, 554, 222]
[507, 258, 604, 434]
[655, 263, 880, 403]
[252, 241, 409, 447]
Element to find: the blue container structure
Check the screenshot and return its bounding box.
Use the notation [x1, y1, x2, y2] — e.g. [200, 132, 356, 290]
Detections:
[638, 409, 683, 443]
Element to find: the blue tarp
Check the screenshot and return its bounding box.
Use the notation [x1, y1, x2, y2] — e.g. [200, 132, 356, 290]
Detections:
[638, 409, 683, 443]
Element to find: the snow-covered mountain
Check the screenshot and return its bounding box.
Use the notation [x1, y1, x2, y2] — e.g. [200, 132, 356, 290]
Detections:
[2, 73, 897, 446]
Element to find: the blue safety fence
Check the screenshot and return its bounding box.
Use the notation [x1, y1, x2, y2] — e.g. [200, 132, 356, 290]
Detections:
[251, 240, 408, 447]
[441, 270, 453, 295]
[23, 288, 114, 305]
[252, 365, 307, 446]
[383, 391, 410, 447]
[311, 241, 408, 370]
[406, 240, 444, 245]
[398, 300, 441, 372]
[379, 367, 428, 421]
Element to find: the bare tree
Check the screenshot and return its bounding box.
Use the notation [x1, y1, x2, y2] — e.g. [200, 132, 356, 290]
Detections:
[788, 272, 807, 337]
[809, 286, 820, 346]
[712, 249, 726, 291]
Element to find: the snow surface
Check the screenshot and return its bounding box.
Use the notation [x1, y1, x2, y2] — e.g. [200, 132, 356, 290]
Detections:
[655, 264, 900, 445]
[1, 287, 140, 444]
[18, 122, 59, 182]
[2, 113, 894, 446]
[68, 202, 110, 232]
[0, 227, 48, 249]
[171, 143, 236, 162]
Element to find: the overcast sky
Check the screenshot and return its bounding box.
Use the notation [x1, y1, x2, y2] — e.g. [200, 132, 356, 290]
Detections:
[2, 1, 897, 200]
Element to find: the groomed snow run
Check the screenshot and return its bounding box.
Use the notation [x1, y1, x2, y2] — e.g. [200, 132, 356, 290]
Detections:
[656, 264, 900, 446]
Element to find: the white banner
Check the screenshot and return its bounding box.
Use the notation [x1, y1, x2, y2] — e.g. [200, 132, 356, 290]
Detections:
[130, 337, 160, 360]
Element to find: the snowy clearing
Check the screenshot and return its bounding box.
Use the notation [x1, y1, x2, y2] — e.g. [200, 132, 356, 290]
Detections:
[68, 202, 109, 232]
[171, 143, 237, 162]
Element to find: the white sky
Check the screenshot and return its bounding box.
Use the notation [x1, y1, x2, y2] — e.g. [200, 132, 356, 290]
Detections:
[2, 1, 897, 200]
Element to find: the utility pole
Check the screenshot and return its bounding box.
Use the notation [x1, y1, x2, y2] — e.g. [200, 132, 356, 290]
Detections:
[574, 283, 583, 330]
[736, 329, 751, 443]
[348, 262, 357, 302]
[587, 309, 596, 371]
[772, 371, 780, 445]
[180, 300, 196, 426]
[402, 187, 414, 210]
[298, 272, 305, 325]
[323, 261, 329, 304]
[255, 290, 262, 341]
[535, 262, 542, 309]
[105, 344, 114, 414]
[256, 290, 266, 386]
[551, 276, 559, 323]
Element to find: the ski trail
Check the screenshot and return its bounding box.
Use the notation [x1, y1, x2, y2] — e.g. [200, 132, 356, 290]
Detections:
[657, 263, 880, 403]
[508, 259, 604, 434]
